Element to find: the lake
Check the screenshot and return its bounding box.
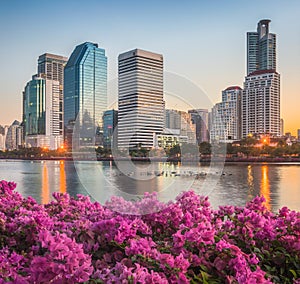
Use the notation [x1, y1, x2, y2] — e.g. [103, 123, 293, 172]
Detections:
[0, 160, 299, 213]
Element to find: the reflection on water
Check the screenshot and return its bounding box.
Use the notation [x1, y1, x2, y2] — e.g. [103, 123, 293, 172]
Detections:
[41, 161, 66, 203]
[0, 160, 299, 212]
[260, 165, 271, 211]
[42, 163, 49, 204]
[247, 165, 254, 200]
[60, 161, 66, 194]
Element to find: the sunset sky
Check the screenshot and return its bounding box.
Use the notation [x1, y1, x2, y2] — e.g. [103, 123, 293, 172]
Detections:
[0, 0, 299, 134]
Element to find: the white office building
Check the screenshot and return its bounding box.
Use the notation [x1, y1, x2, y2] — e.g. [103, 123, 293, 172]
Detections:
[118, 49, 164, 149]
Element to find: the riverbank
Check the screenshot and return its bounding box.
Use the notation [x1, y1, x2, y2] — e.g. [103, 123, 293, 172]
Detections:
[1, 156, 300, 163]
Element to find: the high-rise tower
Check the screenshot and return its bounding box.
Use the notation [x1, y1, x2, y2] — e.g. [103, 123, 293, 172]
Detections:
[38, 53, 68, 84]
[118, 49, 164, 149]
[37, 53, 68, 140]
[64, 42, 107, 148]
[242, 20, 280, 138]
[23, 75, 63, 149]
[247, 19, 276, 75]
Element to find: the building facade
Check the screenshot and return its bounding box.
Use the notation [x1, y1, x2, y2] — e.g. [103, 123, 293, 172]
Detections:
[242, 70, 280, 137]
[23, 75, 63, 149]
[38, 53, 67, 84]
[188, 109, 209, 144]
[64, 42, 107, 148]
[5, 121, 23, 151]
[165, 109, 181, 129]
[37, 53, 67, 139]
[247, 19, 276, 75]
[118, 49, 164, 149]
[165, 109, 196, 144]
[280, 118, 284, 137]
[210, 86, 242, 142]
[103, 109, 118, 149]
[0, 125, 5, 151]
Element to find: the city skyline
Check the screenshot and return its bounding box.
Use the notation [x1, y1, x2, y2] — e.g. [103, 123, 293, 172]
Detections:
[0, 1, 299, 134]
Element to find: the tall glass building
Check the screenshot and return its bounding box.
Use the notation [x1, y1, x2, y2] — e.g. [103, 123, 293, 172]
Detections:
[24, 77, 46, 136]
[103, 109, 118, 149]
[23, 75, 62, 149]
[247, 19, 276, 75]
[64, 42, 107, 148]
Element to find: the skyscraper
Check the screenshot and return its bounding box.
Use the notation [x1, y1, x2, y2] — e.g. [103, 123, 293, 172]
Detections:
[24, 75, 63, 149]
[247, 19, 276, 75]
[37, 53, 68, 140]
[38, 53, 68, 84]
[64, 42, 107, 148]
[22, 53, 67, 149]
[103, 109, 118, 149]
[118, 49, 164, 149]
[242, 70, 280, 138]
[242, 20, 280, 138]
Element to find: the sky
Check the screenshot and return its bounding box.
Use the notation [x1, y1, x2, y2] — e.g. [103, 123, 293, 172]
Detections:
[0, 0, 299, 135]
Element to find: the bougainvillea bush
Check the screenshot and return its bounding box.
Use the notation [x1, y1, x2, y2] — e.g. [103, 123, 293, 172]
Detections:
[0, 180, 299, 283]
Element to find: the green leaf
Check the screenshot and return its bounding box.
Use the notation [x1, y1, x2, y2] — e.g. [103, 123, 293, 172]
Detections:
[200, 270, 209, 284]
[289, 269, 297, 278]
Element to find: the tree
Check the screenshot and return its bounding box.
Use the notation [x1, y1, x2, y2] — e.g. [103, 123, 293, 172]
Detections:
[199, 142, 211, 155]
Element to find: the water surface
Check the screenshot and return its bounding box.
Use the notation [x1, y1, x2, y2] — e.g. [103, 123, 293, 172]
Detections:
[0, 160, 299, 212]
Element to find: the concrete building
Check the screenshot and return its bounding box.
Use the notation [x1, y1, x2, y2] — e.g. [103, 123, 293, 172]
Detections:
[38, 53, 67, 84]
[165, 109, 181, 129]
[5, 121, 23, 151]
[118, 49, 164, 149]
[165, 109, 196, 144]
[242, 70, 280, 138]
[280, 119, 284, 137]
[210, 86, 242, 142]
[153, 132, 180, 149]
[297, 129, 300, 141]
[153, 128, 191, 149]
[0, 125, 7, 151]
[64, 42, 107, 148]
[37, 53, 67, 140]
